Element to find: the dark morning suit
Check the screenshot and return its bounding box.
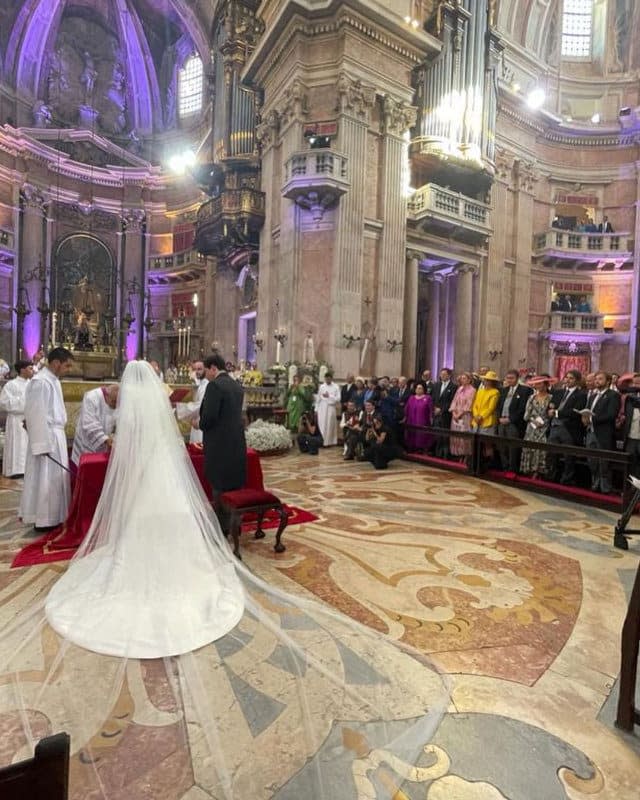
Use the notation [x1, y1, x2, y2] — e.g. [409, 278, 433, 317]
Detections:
[621, 387, 640, 477]
[547, 387, 587, 482]
[497, 384, 533, 471]
[585, 389, 619, 492]
[200, 372, 246, 493]
[432, 380, 457, 456]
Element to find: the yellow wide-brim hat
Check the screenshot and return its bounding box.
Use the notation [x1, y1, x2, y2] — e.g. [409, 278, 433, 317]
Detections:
[483, 370, 500, 382]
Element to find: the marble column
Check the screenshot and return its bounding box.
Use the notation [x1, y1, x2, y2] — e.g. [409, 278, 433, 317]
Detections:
[427, 274, 443, 372]
[18, 184, 48, 359]
[441, 274, 452, 369]
[204, 256, 218, 352]
[454, 265, 476, 371]
[402, 251, 420, 376]
[590, 342, 601, 371]
[121, 209, 146, 361]
[547, 342, 558, 376]
[630, 161, 640, 369]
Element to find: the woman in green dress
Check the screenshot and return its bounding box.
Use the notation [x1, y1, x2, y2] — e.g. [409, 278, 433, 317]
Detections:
[285, 374, 311, 432]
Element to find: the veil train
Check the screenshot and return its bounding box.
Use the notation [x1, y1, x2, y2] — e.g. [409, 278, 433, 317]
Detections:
[0, 361, 450, 799]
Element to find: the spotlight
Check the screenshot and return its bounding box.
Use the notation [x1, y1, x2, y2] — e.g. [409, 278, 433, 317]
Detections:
[526, 87, 545, 110]
[590, 112, 600, 124]
[167, 149, 196, 175]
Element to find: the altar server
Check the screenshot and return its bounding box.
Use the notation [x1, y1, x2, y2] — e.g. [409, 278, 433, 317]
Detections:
[71, 384, 119, 467]
[315, 372, 341, 446]
[19, 347, 74, 530]
[0, 360, 33, 477]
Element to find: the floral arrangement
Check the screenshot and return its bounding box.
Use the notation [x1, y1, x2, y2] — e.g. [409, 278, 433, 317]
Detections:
[245, 419, 292, 453]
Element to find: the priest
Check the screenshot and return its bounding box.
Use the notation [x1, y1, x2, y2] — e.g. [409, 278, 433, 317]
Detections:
[71, 384, 119, 468]
[19, 347, 74, 530]
[315, 372, 341, 446]
[176, 360, 208, 444]
[0, 359, 33, 477]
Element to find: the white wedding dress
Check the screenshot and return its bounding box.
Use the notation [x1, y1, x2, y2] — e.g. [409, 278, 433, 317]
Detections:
[46, 361, 243, 657]
[0, 361, 450, 799]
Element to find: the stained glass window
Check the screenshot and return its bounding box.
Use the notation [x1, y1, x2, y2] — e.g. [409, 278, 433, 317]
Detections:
[561, 0, 593, 58]
[178, 55, 203, 117]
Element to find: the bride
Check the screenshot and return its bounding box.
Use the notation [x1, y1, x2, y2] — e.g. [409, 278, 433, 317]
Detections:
[45, 360, 244, 658]
[0, 360, 449, 799]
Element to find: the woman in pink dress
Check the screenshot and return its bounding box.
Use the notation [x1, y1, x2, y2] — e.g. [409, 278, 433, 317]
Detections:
[403, 383, 434, 452]
[449, 372, 476, 458]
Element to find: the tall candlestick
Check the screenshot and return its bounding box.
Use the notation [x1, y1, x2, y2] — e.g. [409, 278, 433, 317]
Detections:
[276, 340, 282, 364]
[186, 326, 191, 358]
[178, 328, 183, 358]
[51, 312, 57, 345]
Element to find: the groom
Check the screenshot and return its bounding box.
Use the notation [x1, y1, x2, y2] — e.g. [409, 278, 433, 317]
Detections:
[199, 353, 246, 529]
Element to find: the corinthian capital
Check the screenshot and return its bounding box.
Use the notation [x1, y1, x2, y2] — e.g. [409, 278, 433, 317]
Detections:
[256, 109, 280, 150]
[382, 96, 418, 137]
[336, 74, 376, 121]
[122, 208, 146, 232]
[21, 183, 49, 211]
[277, 79, 308, 126]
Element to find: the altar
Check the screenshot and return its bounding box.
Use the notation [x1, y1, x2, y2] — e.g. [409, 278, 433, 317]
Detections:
[65, 349, 117, 380]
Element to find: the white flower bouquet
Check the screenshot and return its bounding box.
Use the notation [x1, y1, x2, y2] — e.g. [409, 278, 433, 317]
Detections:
[245, 419, 292, 453]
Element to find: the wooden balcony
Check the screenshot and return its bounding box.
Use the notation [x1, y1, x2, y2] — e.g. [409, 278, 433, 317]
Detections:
[195, 188, 266, 256]
[407, 183, 491, 244]
[147, 249, 208, 285]
[533, 230, 633, 269]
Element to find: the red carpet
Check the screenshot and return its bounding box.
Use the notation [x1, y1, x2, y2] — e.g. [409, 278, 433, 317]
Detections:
[11, 505, 318, 568]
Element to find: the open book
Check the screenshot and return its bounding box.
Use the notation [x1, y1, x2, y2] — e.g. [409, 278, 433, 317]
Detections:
[574, 408, 593, 415]
[629, 475, 640, 491]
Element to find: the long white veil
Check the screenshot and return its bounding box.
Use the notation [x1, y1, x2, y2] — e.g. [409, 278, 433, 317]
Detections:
[0, 360, 450, 798]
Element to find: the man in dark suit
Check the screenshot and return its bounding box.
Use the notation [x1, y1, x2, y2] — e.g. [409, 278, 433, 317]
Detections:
[619, 373, 640, 477]
[340, 374, 356, 406]
[546, 369, 586, 484]
[432, 368, 457, 457]
[497, 369, 533, 475]
[583, 371, 619, 493]
[199, 353, 246, 528]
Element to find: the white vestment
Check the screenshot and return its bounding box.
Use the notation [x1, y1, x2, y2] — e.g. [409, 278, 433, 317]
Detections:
[0, 376, 30, 476]
[19, 367, 71, 527]
[175, 379, 209, 444]
[315, 381, 341, 445]
[71, 387, 117, 466]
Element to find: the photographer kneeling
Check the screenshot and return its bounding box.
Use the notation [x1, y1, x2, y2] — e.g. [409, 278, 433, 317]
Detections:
[362, 414, 399, 470]
[298, 410, 324, 455]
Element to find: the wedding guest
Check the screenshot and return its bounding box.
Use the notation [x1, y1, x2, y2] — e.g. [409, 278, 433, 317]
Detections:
[546, 369, 586, 484]
[71, 384, 119, 468]
[362, 414, 398, 470]
[285, 374, 311, 433]
[0, 360, 33, 477]
[449, 372, 476, 459]
[315, 372, 340, 446]
[432, 368, 457, 457]
[496, 369, 532, 475]
[298, 410, 323, 455]
[352, 377, 366, 410]
[340, 374, 356, 406]
[583, 371, 618, 494]
[403, 383, 434, 453]
[520, 376, 552, 479]
[340, 400, 363, 460]
[619, 373, 640, 477]
[19, 347, 74, 531]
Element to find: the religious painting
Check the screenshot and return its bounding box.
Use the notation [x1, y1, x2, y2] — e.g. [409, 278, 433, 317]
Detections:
[52, 233, 114, 344]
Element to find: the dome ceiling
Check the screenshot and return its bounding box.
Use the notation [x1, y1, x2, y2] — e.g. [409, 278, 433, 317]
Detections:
[2, 0, 209, 137]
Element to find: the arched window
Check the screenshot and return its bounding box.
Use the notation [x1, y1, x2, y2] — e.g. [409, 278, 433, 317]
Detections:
[178, 55, 203, 117]
[561, 0, 593, 58]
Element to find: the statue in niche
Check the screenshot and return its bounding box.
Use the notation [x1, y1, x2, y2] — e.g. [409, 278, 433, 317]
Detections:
[165, 82, 177, 129]
[47, 49, 69, 102]
[80, 50, 98, 106]
[32, 101, 52, 128]
[74, 311, 94, 351]
[126, 129, 142, 155]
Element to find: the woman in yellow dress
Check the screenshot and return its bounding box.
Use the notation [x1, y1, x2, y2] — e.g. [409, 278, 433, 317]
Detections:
[471, 370, 501, 461]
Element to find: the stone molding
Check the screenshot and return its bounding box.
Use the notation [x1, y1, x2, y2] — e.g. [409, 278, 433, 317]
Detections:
[454, 264, 479, 277]
[277, 79, 309, 127]
[122, 208, 146, 232]
[20, 183, 49, 211]
[255, 109, 280, 150]
[514, 158, 538, 193]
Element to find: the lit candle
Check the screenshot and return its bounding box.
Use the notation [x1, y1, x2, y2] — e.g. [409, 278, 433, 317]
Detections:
[187, 326, 191, 357]
[178, 328, 183, 358]
[276, 339, 282, 364]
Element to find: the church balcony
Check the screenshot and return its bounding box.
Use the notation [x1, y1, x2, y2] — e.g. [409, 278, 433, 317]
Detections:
[407, 183, 491, 244]
[194, 189, 266, 257]
[281, 150, 350, 210]
[546, 312, 605, 335]
[147, 249, 208, 285]
[533, 230, 633, 269]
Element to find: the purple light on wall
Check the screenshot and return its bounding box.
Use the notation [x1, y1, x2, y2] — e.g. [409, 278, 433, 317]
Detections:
[22, 315, 41, 360]
[126, 331, 138, 361]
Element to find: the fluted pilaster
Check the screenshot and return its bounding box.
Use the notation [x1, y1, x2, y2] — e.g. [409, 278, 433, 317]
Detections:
[454, 265, 476, 371]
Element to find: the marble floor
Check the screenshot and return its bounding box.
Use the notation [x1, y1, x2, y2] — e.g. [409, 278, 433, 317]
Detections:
[0, 449, 639, 798]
